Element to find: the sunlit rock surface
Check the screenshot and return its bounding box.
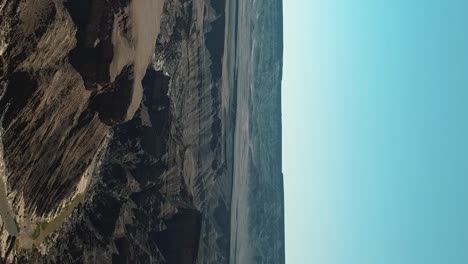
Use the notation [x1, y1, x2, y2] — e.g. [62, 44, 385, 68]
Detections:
[0, 0, 283, 263]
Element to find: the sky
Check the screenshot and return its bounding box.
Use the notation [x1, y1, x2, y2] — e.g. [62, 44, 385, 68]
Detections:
[282, 1, 468, 263]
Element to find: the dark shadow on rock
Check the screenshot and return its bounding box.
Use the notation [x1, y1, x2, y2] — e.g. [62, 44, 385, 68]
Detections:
[92, 65, 134, 125]
[0, 71, 37, 128]
[151, 209, 202, 264]
[64, 0, 129, 90]
[141, 69, 171, 156]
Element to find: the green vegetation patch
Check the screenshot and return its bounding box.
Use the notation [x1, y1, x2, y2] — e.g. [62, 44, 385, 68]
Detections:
[40, 221, 48, 230]
[31, 194, 85, 244]
[31, 224, 41, 240]
[31, 221, 51, 240]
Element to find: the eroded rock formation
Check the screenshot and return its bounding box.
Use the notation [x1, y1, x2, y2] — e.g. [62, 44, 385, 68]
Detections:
[0, 0, 284, 263]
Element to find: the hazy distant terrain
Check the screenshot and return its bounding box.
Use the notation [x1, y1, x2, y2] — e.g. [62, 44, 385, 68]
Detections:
[227, 0, 284, 263]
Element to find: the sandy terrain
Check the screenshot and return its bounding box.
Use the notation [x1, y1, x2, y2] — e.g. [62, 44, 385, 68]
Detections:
[109, 0, 163, 121]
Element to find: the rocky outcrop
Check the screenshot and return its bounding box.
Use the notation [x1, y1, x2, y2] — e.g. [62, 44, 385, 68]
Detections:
[0, 0, 284, 263]
[0, 0, 109, 217]
[8, 65, 201, 263]
[154, 0, 233, 262]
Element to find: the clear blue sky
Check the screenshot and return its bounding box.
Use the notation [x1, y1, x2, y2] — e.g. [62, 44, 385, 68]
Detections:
[282, 1, 468, 263]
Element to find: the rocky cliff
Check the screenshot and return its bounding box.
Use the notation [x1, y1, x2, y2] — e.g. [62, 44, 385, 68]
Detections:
[0, 0, 283, 263]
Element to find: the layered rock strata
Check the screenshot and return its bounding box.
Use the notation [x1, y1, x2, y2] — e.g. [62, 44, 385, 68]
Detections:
[0, 0, 284, 263]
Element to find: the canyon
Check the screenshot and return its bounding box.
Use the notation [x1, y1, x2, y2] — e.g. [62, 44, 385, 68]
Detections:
[0, 0, 283, 263]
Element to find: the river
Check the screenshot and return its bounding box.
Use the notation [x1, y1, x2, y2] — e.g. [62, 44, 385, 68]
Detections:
[0, 129, 18, 236]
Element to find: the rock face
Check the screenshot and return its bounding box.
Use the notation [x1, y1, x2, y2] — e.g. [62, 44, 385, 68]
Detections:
[0, 0, 109, 217]
[0, 0, 284, 263]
